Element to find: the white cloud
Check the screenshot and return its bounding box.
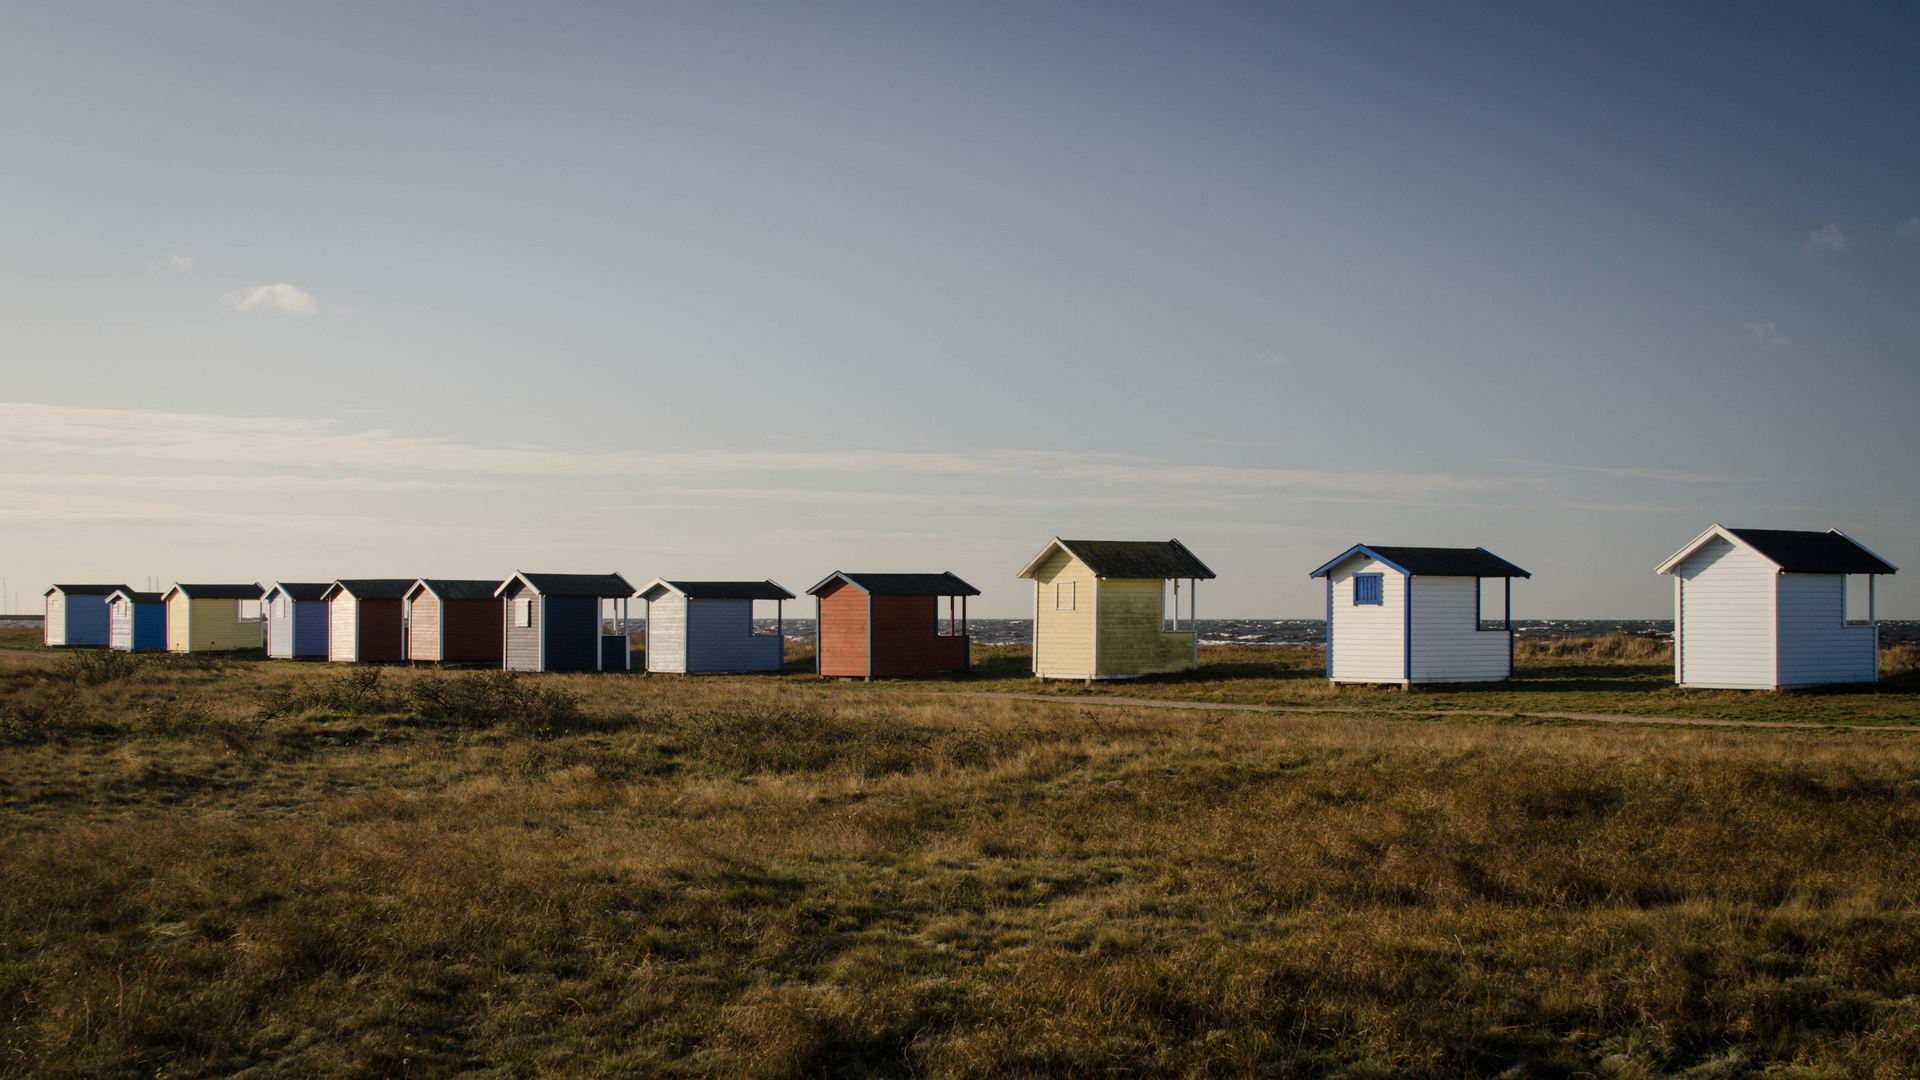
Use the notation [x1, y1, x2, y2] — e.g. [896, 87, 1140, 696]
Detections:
[150, 252, 194, 272]
[1743, 321, 1793, 349]
[1899, 218, 1920, 240]
[221, 282, 317, 316]
[0, 402, 1529, 499]
[1804, 224, 1848, 254]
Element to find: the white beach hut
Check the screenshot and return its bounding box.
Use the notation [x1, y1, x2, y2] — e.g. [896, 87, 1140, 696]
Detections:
[636, 579, 795, 674]
[1309, 545, 1530, 688]
[1655, 526, 1897, 689]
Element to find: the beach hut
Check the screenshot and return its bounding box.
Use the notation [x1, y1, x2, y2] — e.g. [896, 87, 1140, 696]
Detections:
[106, 588, 166, 652]
[263, 582, 331, 659]
[636, 579, 795, 674]
[164, 583, 265, 653]
[1310, 545, 1530, 688]
[497, 572, 636, 673]
[806, 572, 980, 679]
[320, 580, 414, 663]
[43, 584, 125, 647]
[406, 579, 505, 664]
[1655, 526, 1898, 689]
[1016, 538, 1217, 681]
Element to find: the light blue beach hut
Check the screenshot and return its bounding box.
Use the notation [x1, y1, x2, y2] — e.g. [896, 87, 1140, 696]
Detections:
[44, 584, 125, 647]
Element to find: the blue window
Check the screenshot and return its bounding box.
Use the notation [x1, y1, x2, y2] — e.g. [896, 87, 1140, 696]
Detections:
[1353, 573, 1383, 605]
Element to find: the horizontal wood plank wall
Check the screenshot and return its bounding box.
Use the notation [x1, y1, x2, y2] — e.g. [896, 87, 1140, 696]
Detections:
[109, 599, 132, 651]
[817, 581, 871, 677]
[542, 595, 599, 672]
[185, 600, 261, 652]
[1033, 548, 1095, 677]
[44, 594, 64, 647]
[504, 585, 541, 671]
[292, 602, 328, 658]
[266, 599, 295, 658]
[166, 595, 190, 653]
[647, 594, 689, 672]
[686, 598, 781, 672]
[1408, 577, 1508, 683]
[328, 597, 359, 662]
[443, 599, 504, 664]
[60, 596, 110, 647]
[135, 604, 166, 652]
[871, 594, 967, 677]
[1328, 557, 1406, 683]
[358, 598, 405, 663]
[1095, 578, 1194, 678]
[408, 594, 442, 661]
[1777, 573, 1876, 686]
[1675, 537, 1776, 689]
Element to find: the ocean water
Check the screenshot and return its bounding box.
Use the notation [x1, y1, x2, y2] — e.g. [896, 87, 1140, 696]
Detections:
[743, 619, 1920, 646]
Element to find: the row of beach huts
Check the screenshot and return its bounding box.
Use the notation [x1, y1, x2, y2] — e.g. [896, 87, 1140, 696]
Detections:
[38, 526, 1901, 690]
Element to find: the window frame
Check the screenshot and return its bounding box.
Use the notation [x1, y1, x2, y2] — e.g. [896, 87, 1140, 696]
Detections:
[1352, 573, 1384, 606]
[1055, 580, 1075, 611]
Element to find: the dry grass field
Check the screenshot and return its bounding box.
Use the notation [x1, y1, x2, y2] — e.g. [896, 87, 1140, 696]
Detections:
[5, 631, 1920, 1078]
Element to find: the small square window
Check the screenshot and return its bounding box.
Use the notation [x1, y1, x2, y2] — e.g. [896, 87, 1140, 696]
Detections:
[1055, 580, 1075, 611]
[1353, 573, 1384, 605]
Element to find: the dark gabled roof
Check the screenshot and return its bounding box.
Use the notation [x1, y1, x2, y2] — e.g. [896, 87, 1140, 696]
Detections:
[640, 579, 797, 601]
[1026, 539, 1215, 580]
[1310, 545, 1530, 579]
[499, 572, 635, 598]
[45, 584, 128, 597]
[1727, 528, 1898, 575]
[265, 582, 332, 602]
[170, 583, 265, 600]
[326, 579, 416, 600]
[412, 579, 507, 601]
[806, 571, 981, 597]
[107, 589, 164, 605]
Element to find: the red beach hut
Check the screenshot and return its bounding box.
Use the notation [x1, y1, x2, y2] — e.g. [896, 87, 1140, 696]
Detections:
[806, 572, 980, 679]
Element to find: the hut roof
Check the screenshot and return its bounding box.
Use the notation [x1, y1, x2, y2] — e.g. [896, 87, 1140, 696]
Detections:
[1310, 545, 1531, 579]
[498, 572, 635, 598]
[1657, 526, 1898, 576]
[266, 582, 332, 602]
[411, 579, 506, 601]
[806, 572, 980, 597]
[168, 583, 265, 600]
[1018, 538, 1215, 580]
[637, 580, 796, 601]
[323, 579, 416, 601]
[107, 589, 165, 605]
[44, 584, 128, 596]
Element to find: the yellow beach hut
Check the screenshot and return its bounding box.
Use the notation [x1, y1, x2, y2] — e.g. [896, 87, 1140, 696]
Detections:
[164, 583, 265, 653]
[1017, 538, 1216, 681]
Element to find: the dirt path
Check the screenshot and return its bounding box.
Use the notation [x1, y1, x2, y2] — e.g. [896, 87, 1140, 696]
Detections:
[939, 691, 1920, 734]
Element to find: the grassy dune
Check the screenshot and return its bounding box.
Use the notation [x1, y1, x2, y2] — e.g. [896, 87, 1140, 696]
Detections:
[4, 636, 1920, 1077]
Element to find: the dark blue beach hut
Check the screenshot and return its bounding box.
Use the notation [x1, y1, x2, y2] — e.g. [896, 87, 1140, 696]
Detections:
[44, 584, 125, 647]
[496, 572, 635, 673]
[264, 582, 332, 659]
[106, 588, 166, 652]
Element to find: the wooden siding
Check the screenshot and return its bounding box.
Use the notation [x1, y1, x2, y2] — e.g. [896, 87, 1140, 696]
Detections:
[291, 601, 328, 658]
[111, 601, 165, 652]
[328, 595, 359, 662]
[1675, 536, 1777, 689]
[174, 599, 260, 653]
[1408, 576, 1509, 683]
[542, 595, 599, 672]
[47, 593, 109, 647]
[817, 580, 871, 677]
[1032, 547, 1096, 678]
[1094, 578, 1195, 678]
[408, 594, 442, 660]
[504, 582, 541, 672]
[871, 594, 968, 677]
[1327, 556, 1407, 683]
[44, 593, 64, 646]
[684, 598, 781, 673]
[266, 601, 295, 658]
[1776, 573, 1876, 687]
[109, 598, 132, 651]
[646, 593, 688, 672]
[442, 599, 504, 664]
[357, 598, 406, 663]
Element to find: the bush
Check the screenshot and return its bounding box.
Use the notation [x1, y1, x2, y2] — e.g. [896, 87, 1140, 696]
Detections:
[408, 670, 583, 736]
[52, 648, 145, 686]
[1515, 630, 1672, 662]
[0, 692, 77, 744]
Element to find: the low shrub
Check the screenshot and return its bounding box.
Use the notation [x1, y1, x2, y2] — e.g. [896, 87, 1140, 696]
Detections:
[0, 691, 77, 744]
[51, 648, 145, 686]
[408, 670, 583, 736]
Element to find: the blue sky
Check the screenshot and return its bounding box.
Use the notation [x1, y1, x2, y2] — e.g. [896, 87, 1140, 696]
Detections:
[3, 2, 1915, 617]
